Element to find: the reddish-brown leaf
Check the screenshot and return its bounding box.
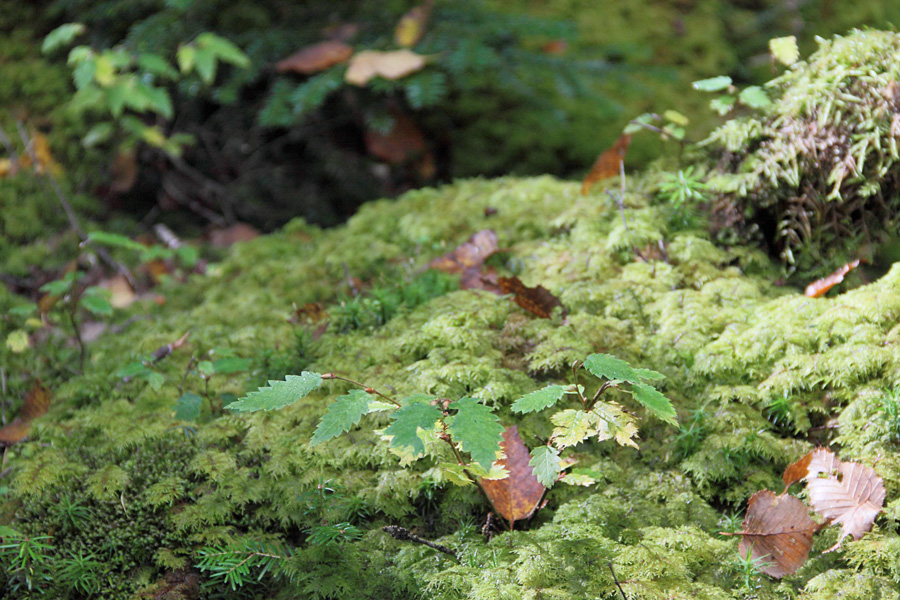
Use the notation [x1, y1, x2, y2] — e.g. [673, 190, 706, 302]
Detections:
[430, 230, 501, 291]
[479, 426, 546, 524]
[805, 448, 885, 551]
[581, 134, 631, 195]
[497, 276, 565, 319]
[364, 112, 427, 164]
[275, 40, 354, 74]
[725, 490, 818, 578]
[782, 451, 813, 492]
[804, 259, 860, 297]
[0, 380, 51, 445]
[292, 302, 328, 324]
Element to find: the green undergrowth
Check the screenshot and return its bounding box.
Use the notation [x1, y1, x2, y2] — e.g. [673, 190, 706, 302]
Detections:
[2, 171, 899, 599]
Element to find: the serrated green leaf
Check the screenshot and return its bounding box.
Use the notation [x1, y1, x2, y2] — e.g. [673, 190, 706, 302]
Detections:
[447, 398, 504, 471]
[198, 360, 215, 376]
[211, 357, 249, 374]
[631, 382, 678, 425]
[310, 389, 373, 445]
[529, 445, 561, 487]
[42, 23, 85, 54]
[6, 330, 30, 353]
[710, 95, 736, 116]
[739, 86, 771, 109]
[769, 35, 799, 66]
[367, 400, 396, 413]
[592, 401, 640, 448]
[72, 57, 96, 90]
[583, 353, 664, 385]
[196, 33, 250, 68]
[174, 393, 202, 421]
[226, 372, 323, 412]
[551, 409, 600, 449]
[692, 76, 732, 92]
[147, 372, 165, 391]
[80, 294, 113, 316]
[511, 384, 568, 414]
[384, 402, 442, 457]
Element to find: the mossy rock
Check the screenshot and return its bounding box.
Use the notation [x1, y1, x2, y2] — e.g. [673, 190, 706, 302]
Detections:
[2, 31, 900, 600]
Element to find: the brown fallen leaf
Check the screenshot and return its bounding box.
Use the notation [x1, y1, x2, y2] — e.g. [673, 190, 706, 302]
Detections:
[429, 229, 502, 292]
[723, 490, 818, 578]
[497, 276, 565, 319]
[782, 451, 813, 492]
[291, 302, 328, 324]
[364, 112, 427, 164]
[0, 380, 51, 445]
[276, 40, 354, 74]
[109, 148, 138, 193]
[394, 1, 432, 47]
[99, 273, 137, 309]
[804, 259, 860, 297]
[345, 50, 426, 86]
[479, 426, 546, 525]
[581, 133, 631, 195]
[805, 448, 885, 552]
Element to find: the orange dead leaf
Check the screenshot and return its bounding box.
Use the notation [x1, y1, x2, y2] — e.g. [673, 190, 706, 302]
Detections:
[804, 259, 860, 297]
[782, 451, 813, 492]
[581, 133, 631, 195]
[805, 448, 885, 551]
[394, 1, 432, 47]
[497, 276, 565, 319]
[479, 426, 546, 525]
[364, 112, 427, 164]
[276, 40, 354, 74]
[345, 50, 426, 86]
[0, 380, 51, 445]
[724, 490, 818, 578]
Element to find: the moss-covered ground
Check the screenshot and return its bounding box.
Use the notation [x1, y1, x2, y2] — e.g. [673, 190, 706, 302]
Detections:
[2, 29, 900, 600]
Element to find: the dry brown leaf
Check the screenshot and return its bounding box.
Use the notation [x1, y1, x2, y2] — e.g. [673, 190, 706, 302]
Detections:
[394, 1, 432, 47]
[0, 380, 51, 445]
[479, 426, 546, 524]
[364, 112, 427, 164]
[497, 276, 565, 319]
[725, 490, 818, 578]
[275, 40, 354, 74]
[206, 223, 259, 247]
[782, 451, 813, 492]
[345, 50, 426, 86]
[292, 302, 328, 324]
[430, 229, 500, 292]
[109, 148, 138, 193]
[581, 133, 631, 195]
[805, 448, 885, 551]
[99, 273, 137, 309]
[804, 259, 860, 297]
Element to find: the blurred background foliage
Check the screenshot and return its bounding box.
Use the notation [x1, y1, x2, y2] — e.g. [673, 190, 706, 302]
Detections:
[2, 0, 900, 238]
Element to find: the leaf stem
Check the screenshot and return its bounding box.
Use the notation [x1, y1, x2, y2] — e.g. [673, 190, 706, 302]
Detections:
[571, 361, 588, 407]
[321, 373, 401, 407]
[589, 381, 617, 410]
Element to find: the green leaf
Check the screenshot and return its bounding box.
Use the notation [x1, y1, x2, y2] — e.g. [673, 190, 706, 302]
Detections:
[511, 384, 567, 414]
[72, 57, 96, 90]
[40, 273, 77, 296]
[175, 393, 203, 421]
[529, 445, 561, 487]
[176, 44, 196, 73]
[692, 76, 732, 92]
[769, 36, 799, 66]
[623, 112, 657, 135]
[384, 402, 442, 457]
[147, 372, 165, 391]
[79, 294, 113, 316]
[194, 48, 217, 84]
[137, 53, 179, 79]
[366, 400, 397, 413]
[226, 372, 323, 412]
[198, 360, 215, 376]
[739, 86, 771, 109]
[310, 389, 373, 445]
[82, 122, 113, 148]
[583, 353, 664, 385]
[42, 23, 86, 54]
[88, 230, 145, 252]
[709, 95, 736, 116]
[116, 361, 151, 378]
[550, 409, 600, 448]
[143, 86, 174, 119]
[663, 110, 689, 126]
[211, 358, 249, 374]
[447, 398, 504, 471]
[196, 33, 250, 68]
[631, 382, 678, 425]
[560, 468, 601, 486]
[6, 330, 30, 353]
[9, 303, 37, 317]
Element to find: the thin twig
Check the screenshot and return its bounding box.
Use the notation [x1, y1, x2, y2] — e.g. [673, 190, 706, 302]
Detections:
[320, 373, 401, 407]
[608, 561, 628, 600]
[590, 380, 618, 408]
[382, 525, 459, 562]
[67, 302, 86, 371]
[0, 367, 6, 426]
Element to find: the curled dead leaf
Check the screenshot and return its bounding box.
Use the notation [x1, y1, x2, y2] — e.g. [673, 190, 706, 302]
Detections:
[804, 259, 860, 297]
[276, 40, 354, 74]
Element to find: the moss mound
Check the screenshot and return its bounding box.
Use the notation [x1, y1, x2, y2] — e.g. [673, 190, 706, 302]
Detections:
[2, 30, 900, 600]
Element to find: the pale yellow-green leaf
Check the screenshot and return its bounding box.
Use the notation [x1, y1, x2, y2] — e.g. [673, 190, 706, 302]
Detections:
[6, 330, 30, 353]
[663, 110, 689, 126]
[770, 36, 799, 66]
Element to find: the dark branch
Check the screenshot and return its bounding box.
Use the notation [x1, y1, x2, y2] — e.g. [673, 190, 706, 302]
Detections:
[382, 526, 459, 562]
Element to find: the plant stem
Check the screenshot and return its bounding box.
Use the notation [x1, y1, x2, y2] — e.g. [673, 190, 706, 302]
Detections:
[589, 381, 617, 410]
[320, 373, 401, 407]
[67, 301, 86, 371]
[571, 361, 588, 407]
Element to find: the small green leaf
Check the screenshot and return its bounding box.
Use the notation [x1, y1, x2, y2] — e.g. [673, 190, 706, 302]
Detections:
[211, 357, 249, 374]
[137, 53, 179, 79]
[80, 293, 113, 316]
[147, 372, 165, 391]
[226, 372, 323, 412]
[198, 361, 215, 376]
[310, 390, 373, 445]
[511, 384, 568, 414]
[447, 398, 504, 471]
[194, 48, 217, 84]
[176, 44, 196, 73]
[560, 468, 601, 486]
[83, 123, 113, 148]
[709, 95, 736, 116]
[550, 409, 600, 449]
[583, 353, 664, 385]
[692, 76, 732, 92]
[739, 86, 771, 109]
[769, 36, 799, 66]
[72, 57, 96, 90]
[529, 445, 561, 487]
[116, 361, 151, 378]
[42, 23, 86, 54]
[196, 33, 250, 68]
[174, 393, 203, 421]
[631, 382, 678, 425]
[9, 303, 37, 317]
[663, 110, 689, 126]
[88, 231, 147, 252]
[367, 400, 397, 413]
[6, 330, 30, 353]
[385, 401, 441, 457]
[40, 273, 78, 296]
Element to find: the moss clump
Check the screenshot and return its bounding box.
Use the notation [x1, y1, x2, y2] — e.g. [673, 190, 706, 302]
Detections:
[705, 30, 900, 278]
